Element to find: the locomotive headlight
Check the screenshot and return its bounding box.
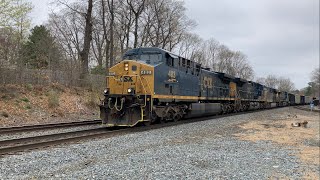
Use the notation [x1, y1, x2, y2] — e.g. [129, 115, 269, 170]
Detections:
[127, 88, 134, 93]
[103, 89, 109, 95]
[124, 63, 129, 71]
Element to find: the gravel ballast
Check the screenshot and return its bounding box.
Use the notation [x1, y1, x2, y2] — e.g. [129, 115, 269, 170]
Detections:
[0, 107, 318, 179]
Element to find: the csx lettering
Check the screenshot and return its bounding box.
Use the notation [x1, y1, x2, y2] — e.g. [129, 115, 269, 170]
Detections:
[203, 76, 213, 88]
[121, 76, 133, 82]
[168, 70, 176, 79]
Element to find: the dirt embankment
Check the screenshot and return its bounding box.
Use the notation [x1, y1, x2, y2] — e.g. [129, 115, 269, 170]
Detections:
[0, 84, 103, 127]
[235, 108, 320, 179]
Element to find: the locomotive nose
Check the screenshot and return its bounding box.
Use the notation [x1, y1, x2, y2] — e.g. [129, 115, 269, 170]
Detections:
[100, 60, 155, 127]
[107, 60, 154, 95]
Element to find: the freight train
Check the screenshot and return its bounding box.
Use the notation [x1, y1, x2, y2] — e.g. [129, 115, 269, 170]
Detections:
[99, 47, 311, 127]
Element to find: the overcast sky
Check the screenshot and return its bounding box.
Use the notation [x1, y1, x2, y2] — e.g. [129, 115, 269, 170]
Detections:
[29, 0, 319, 89]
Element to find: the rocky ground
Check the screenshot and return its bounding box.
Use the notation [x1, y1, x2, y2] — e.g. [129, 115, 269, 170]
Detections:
[0, 107, 319, 179]
[0, 84, 101, 127]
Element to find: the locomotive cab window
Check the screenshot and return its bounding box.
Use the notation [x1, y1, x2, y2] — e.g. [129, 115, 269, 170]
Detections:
[165, 53, 173, 67]
[190, 61, 194, 75]
[140, 53, 162, 64]
[182, 58, 186, 67]
[166, 57, 174, 67]
[123, 54, 138, 60]
[196, 64, 201, 76]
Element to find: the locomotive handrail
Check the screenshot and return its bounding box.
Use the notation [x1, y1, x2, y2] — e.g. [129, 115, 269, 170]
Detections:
[114, 97, 125, 111]
[137, 76, 147, 107]
[108, 98, 115, 110]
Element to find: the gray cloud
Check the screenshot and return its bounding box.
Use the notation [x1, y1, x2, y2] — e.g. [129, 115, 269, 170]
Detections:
[184, 0, 319, 89]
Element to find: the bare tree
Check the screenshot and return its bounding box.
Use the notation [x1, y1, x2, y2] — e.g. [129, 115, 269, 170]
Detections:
[311, 68, 320, 85]
[177, 33, 203, 61]
[230, 51, 254, 80]
[255, 77, 266, 85]
[115, 2, 134, 55]
[48, 11, 82, 65]
[106, 0, 115, 67]
[176, 34, 254, 79]
[264, 75, 278, 89]
[203, 38, 220, 68]
[141, 0, 195, 51]
[79, 0, 93, 79]
[215, 45, 234, 74]
[310, 68, 320, 97]
[126, 0, 146, 48]
[277, 77, 295, 92]
[90, 3, 107, 68]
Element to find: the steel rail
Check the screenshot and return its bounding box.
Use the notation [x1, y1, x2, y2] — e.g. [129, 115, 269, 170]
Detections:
[0, 120, 102, 134]
[0, 128, 126, 155]
[293, 105, 320, 112]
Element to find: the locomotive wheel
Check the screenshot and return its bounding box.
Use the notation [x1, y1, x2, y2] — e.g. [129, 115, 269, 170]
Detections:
[143, 120, 152, 126]
[173, 113, 182, 122]
[221, 105, 227, 114]
[160, 118, 167, 124]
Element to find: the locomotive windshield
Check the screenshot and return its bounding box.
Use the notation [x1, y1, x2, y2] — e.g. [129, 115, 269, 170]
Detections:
[123, 51, 163, 65]
[123, 54, 139, 60]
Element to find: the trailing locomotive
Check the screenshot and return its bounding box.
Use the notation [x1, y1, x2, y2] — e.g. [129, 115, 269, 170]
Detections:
[99, 47, 310, 127]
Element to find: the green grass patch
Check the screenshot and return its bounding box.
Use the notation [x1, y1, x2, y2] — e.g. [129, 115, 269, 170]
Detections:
[48, 90, 60, 108]
[21, 97, 30, 102]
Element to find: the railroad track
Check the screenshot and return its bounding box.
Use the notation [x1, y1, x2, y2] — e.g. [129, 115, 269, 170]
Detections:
[0, 107, 287, 156]
[0, 127, 120, 156]
[0, 120, 102, 134]
[293, 105, 320, 112]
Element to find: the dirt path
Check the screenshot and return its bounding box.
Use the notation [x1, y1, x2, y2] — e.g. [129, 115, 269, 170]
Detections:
[235, 107, 320, 179]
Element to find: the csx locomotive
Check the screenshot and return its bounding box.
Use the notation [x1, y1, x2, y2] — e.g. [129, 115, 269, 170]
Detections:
[99, 47, 311, 127]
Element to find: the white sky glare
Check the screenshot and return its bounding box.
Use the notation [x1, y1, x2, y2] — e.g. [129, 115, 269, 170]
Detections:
[29, 0, 319, 89]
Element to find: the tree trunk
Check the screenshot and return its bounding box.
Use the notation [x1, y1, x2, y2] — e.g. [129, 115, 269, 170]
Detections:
[101, 0, 110, 75]
[108, 0, 115, 68]
[133, 15, 138, 48]
[80, 0, 93, 80]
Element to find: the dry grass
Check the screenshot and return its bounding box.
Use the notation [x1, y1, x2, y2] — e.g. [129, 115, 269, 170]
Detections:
[235, 110, 320, 179]
[303, 171, 320, 180]
[0, 84, 101, 127]
[85, 91, 99, 109]
[48, 90, 60, 108]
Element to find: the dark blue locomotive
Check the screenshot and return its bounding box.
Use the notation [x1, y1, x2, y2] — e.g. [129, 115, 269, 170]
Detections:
[100, 47, 308, 127]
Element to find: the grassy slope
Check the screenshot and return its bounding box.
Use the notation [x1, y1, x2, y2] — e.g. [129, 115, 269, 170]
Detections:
[0, 84, 102, 127]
